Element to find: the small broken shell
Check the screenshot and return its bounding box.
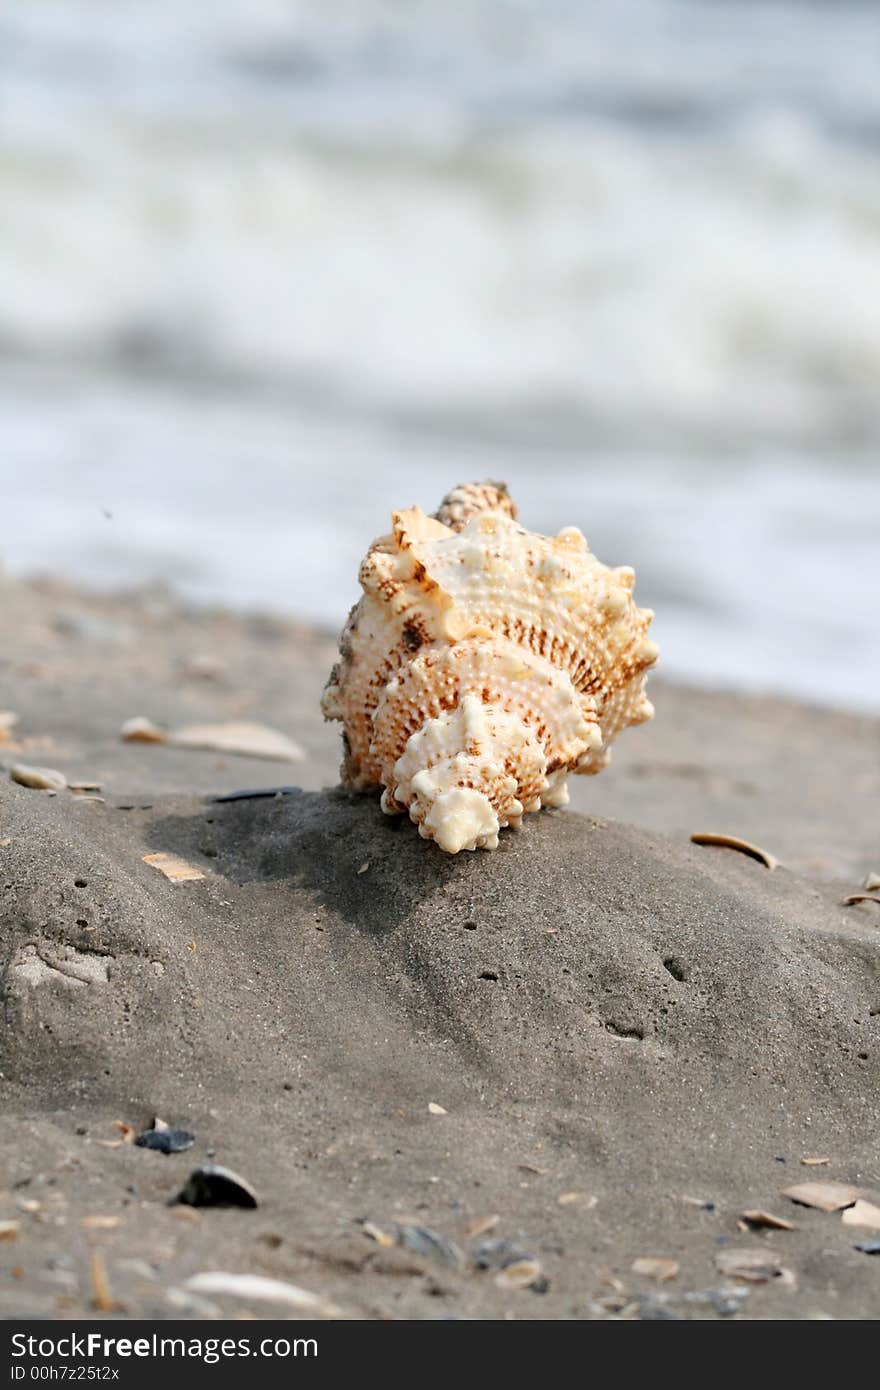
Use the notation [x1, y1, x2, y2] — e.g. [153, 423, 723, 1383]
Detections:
[690, 833, 779, 870]
[11, 763, 67, 792]
[782, 1181, 862, 1212]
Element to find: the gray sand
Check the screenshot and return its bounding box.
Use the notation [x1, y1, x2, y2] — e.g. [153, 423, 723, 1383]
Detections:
[1, 578, 879, 1320]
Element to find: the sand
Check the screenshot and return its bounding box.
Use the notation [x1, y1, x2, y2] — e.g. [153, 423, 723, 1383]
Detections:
[1, 576, 878, 1320]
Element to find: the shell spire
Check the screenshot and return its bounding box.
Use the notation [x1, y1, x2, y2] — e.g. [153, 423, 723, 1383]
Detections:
[322, 482, 657, 853]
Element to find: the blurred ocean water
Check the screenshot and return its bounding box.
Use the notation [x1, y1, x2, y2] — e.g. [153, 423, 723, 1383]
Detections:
[2, 0, 879, 710]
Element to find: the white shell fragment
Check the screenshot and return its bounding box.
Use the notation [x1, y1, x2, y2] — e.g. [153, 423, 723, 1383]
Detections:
[322, 482, 657, 853]
[183, 1272, 342, 1318]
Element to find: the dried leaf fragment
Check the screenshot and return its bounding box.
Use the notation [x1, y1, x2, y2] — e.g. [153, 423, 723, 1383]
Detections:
[841, 1200, 880, 1232]
[142, 853, 205, 883]
[741, 1210, 796, 1231]
[690, 832, 779, 870]
[169, 721, 304, 763]
[631, 1257, 679, 1282]
[782, 1181, 862, 1212]
[842, 894, 880, 908]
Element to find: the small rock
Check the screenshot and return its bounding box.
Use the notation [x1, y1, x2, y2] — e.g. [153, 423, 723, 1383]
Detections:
[135, 1125, 196, 1155]
[854, 1239, 880, 1255]
[11, 764, 67, 791]
[174, 1165, 258, 1209]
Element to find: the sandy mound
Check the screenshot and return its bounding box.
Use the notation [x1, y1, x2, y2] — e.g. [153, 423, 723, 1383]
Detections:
[2, 782, 878, 1319]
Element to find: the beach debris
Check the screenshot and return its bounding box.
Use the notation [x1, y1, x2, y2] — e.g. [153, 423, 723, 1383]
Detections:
[323, 481, 656, 854]
[95, 1121, 136, 1149]
[169, 721, 304, 762]
[475, 1238, 548, 1292]
[800, 1157, 831, 1167]
[362, 1221, 396, 1248]
[69, 780, 102, 794]
[464, 1213, 500, 1239]
[841, 894, 880, 909]
[396, 1225, 466, 1270]
[0, 837, 11, 847]
[631, 1257, 679, 1281]
[679, 1195, 716, 1210]
[10, 763, 67, 791]
[0, 711, 18, 743]
[557, 1191, 598, 1208]
[495, 1259, 545, 1291]
[121, 717, 167, 743]
[854, 1240, 880, 1255]
[517, 1162, 547, 1175]
[357, 862, 370, 875]
[475, 1239, 548, 1293]
[135, 1119, 195, 1155]
[841, 1200, 880, 1232]
[782, 1181, 862, 1212]
[689, 833, 779, 870]
[0, 1221, 20, 1242]
[864, 872, 880, 891]
[90, 1251, 124, 1312]
[80, 1215, 123, 1230]
[173, 1207, 202, 1225]
[715, 1248, 794, 1285]
[741, 1210, 796, 1231]
[210, 786, 301, 803]
[427, 1102, 447, 1115]
[174, 1164, 258, 1209]
[183, 1272, 341, 1318]
[142, 852, 205, 883]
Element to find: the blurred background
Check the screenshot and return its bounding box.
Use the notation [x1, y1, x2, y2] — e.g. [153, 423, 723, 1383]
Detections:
[2, 0, 878, 710]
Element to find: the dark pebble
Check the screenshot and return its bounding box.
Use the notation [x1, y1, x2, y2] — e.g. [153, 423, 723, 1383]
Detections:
[854, 1240, 880, 1255]
[135, 1127, 195, 1155]
[173, 1164, 259, 1209]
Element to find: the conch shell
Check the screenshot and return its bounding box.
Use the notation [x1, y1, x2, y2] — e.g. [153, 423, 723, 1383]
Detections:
[322, 482, 657, 853]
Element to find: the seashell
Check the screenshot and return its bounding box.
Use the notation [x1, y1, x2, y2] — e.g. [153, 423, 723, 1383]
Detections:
[322, 481, 657, 854]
